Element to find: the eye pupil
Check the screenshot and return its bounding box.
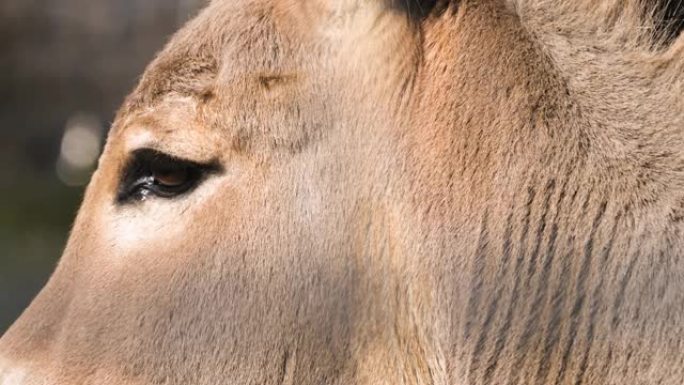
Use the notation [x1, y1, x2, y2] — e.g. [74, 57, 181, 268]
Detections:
[152, 163, 189, 187]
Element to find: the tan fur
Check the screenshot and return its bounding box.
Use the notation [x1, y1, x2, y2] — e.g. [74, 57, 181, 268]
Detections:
[1, 0, 683, 384]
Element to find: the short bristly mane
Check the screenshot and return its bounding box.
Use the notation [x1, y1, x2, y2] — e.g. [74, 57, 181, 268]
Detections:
[415, 0, 684, 151]
[508, 0, 684, 145]
[507, 0, 684, 209]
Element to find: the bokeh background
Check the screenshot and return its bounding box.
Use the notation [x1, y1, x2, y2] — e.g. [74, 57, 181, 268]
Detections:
[0, 0, 205, 333]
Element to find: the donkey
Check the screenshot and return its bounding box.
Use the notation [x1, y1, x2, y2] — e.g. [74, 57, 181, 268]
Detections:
[1, 0, 683, 384]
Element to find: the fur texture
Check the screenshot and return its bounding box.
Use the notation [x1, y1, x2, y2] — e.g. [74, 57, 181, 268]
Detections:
[1, 0, 683, 384]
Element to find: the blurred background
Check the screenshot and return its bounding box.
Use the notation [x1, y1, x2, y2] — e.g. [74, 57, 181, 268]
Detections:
[0, 0, 205, 333]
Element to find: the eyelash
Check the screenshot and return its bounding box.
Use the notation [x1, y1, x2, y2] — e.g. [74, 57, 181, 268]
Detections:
[116, 149, 217, 204]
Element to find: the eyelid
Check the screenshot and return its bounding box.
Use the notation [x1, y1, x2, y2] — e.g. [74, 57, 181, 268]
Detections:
[116, 149, 222, 204]
[126, 141, 218, 167]
[124, 128, 222, 166]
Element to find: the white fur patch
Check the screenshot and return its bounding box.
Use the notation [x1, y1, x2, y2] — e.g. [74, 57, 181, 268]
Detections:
[0, 361, 27, 385]
[103, 175, 224, 258]
[124, 129, 156, 153]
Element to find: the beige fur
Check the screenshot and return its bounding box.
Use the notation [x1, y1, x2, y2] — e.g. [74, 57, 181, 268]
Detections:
[1, 0, 683, 384]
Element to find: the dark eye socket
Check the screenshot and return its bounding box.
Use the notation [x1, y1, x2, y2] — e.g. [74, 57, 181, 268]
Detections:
[117, 149, 219, 204]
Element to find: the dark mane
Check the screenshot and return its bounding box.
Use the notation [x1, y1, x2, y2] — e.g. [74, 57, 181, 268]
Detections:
[405, 0, 683, 46]
[655, 0, 684, 43]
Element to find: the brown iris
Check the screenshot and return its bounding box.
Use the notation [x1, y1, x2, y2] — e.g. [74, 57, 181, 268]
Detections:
[117, 149, 219, 203]
[151, 160, 190, 188]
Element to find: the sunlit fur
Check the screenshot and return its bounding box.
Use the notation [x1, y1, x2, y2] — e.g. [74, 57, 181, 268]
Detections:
[1, 0, 683, 384]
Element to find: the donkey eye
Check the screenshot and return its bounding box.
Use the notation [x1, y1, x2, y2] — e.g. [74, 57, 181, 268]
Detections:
[151, 160, 190, 188]
[117, 149, 217, 203]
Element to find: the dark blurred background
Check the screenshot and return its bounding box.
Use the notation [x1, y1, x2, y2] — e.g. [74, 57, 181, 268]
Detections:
[0, 0, 205, 333]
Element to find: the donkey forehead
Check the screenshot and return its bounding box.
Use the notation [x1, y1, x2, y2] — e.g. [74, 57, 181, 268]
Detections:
[129, 3, 298, 104]
[131, 0, 410, 101]
[117, 0, 414, 129]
